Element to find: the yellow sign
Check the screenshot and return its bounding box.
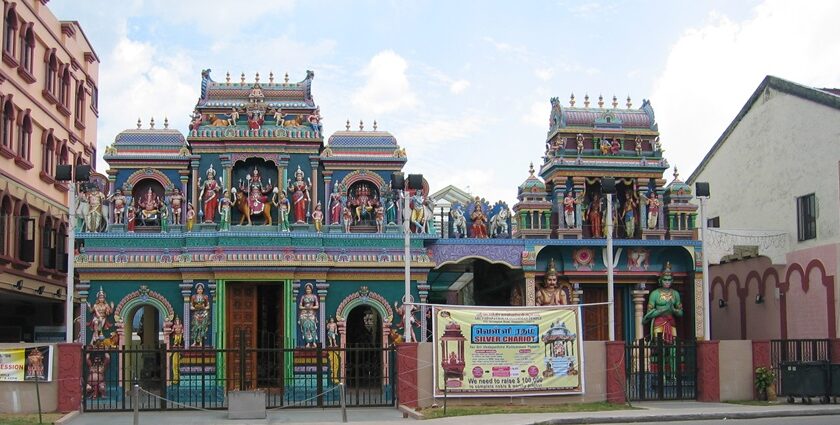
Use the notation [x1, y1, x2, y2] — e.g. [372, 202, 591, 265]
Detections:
[433, 306, 583, 397]
[0, 346, 52, 382]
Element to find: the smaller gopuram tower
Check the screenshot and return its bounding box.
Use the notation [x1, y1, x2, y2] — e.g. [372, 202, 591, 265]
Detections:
[512, 163, 552, 238]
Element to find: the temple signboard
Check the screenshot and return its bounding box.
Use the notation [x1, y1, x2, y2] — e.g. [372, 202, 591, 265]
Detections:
[433, 306, 583, 397]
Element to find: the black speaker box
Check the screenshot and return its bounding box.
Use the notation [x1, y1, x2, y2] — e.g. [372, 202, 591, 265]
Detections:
[55, 164, 72, 181]
[601, 177, 617, 194]
[695, 182, 710, 197]
[75, 164, 91, 181]
[391, 172, 405, 190]
[407, 174, 423, 190]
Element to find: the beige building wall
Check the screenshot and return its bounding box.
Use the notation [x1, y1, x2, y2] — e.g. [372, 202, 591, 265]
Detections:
[0, 0, 98, 341]
[718, 340, 753, 401]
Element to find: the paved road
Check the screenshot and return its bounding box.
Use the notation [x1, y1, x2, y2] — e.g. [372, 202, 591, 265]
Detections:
[597, 416, 840, 425]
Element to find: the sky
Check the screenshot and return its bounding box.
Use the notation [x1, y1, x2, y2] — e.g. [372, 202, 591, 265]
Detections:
[50, 0, 840, 206]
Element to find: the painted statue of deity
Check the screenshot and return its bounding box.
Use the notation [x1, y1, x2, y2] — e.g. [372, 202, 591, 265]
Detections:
[169, 187, 184, 224]
[85, 184, 107, 233]
[239, 167, 273, 217]
[470, 198, 488, 238]
[298, 283, 319, 348]
[87, 287, 114, 342]
[85, 349, 110, 399]
[536, 258, 568, 306]
[312, 202, 324, 233]
[200, 165, 220, 223]
[109, 188, 127, 225]
[126, 205, 136, 232]
[171, 315, 184, 347]
[138, 187, 162, 225]
[623, 194, 637, 238]
[350, 184, 374, 224]
[375, 205, 385, 233]
[329, 185, 343, 225]
[385, 193, 397, 225]
[218, 190, 231, 232]
[326, 316, 338, 348]
[273, 190, 291, 232]
[587, 193, 603, 237]
[563, 191, 579, 228]
[190, 283, 211, 347]
[186, 203, 195, 232]
[642, 192, 661, 230]
[643, 262, 682, 343]
[342, 207, 352, 233]
[288, 166, 311, 224]
[450, 203, 467, 238]
[160, 202, 170, 233]
[394, 301, 419, 342]
[410, 189, 426, 233]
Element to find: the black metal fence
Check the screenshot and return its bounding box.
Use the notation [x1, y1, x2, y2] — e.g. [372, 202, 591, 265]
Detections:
[81, 344, 396, 412]
[625, 337, 697, 401]
[770, 339, 831, 399]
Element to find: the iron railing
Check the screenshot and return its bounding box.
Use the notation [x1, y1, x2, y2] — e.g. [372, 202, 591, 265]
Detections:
[625, 337, 697, 401]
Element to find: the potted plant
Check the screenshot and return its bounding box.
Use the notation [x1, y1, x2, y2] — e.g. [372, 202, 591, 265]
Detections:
[755, 367, 776, 401]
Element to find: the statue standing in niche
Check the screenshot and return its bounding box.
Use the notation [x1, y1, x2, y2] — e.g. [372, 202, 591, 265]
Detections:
[185, 203, 195, 232]
[160, 202, 170, 233]
[87, 287, 114, 342]
[326, 317, 338, 348]
[470, 198, 488, 238]
[410, 189, 426, 233]
[138, 187, 161, 225]
[536, 258, 568, 306]
[126, 204, 136, 232]
[273, 190, 291, 232]
[169, 187, 184, 224]
[643, 262, 682, 342]
[190, 283, 210, 347]
[329, 185, 343, 225]
[109, 188, 127, 225]
[312, 202, 324, 233]
[385, 193, 398, 225]
[342, 207, 353, 233]
[623, 194, 637, 238]
[171, 315, 184, 347]
[375, 203, 385, 233]
[298, 283, 319, 348]
[85, 184, 107, 232]
[200, 165, 220, 223]
[641, 192, 661, 229]
[587, 194, 603, 237]
[288, 166, 311, 224]
[563, 192, 578, 228]
[218, 190, 231, 232]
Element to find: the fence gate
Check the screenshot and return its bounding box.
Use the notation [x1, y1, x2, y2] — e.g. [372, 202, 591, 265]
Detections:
[625, 337, 697, 401]
[770, 339, 831, 398]
[81, 344, 396, 412]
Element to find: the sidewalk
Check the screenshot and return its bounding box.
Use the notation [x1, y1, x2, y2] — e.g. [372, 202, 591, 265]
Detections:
[62, 401, 840, 425]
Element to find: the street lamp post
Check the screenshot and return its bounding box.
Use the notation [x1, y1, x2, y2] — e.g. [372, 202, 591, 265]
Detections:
[56, 164, 89, 343]
[695, 182, 711, 340]
[602, 177, 617, 342]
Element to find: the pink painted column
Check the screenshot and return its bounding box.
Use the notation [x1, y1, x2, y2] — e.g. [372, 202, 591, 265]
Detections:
[57, 343, 83, 413]
[397, 342, 419, 408]
[751, 340, 771, 400]
[696, 340, 720, 402]
[605, 341, 625, 404]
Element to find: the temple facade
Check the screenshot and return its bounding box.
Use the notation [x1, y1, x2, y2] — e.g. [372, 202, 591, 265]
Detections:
[73, 73, 703, 377]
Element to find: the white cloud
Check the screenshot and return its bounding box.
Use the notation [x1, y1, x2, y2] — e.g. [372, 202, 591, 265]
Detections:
[449, 79, 470, 94]
[352, 50, 417, 115]
[522, 101, 549, 128]
[398, 113, 485, 159]
[535, 67, 554, 81]
[144, 0, 296, 37]
[652, 0, 840, 180]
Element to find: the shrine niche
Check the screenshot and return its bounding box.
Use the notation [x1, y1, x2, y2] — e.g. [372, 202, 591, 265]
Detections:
[131, 179, 165, 227]
[232, 158, 277, 226]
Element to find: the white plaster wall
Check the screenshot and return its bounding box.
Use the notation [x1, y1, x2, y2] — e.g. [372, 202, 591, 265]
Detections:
[718, 340, 753, 401]
[694, 88, 840, 250]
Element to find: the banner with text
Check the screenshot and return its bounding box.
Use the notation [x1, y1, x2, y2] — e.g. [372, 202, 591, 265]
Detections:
[0, 346, 53, 382]
[433, 306, 582, 397]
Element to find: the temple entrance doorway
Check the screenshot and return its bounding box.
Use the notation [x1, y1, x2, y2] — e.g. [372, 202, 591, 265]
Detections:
[345, 306, 382, 389]
[226, 282, 285, 389]
[124, 305, 165, 390]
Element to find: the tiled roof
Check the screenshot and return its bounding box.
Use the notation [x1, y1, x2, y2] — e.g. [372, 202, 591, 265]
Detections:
[327, 132, 398, 147]
[563, 109, 651, 128]
[114, 130, 186, 147]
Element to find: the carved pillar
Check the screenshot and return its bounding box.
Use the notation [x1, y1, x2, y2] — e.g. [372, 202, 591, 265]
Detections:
[637, 178, 649, 230]
[323, 172, 333, 225]
[292, 280, 301, 346]
[77, 282, 90, 344]
[277, 158, 288, 205]
[552, 186, 565, 229]
[190, 159, 200, 211]
[107, 170, 117, 225]
[316, 280, 328, 345]
[180, 281, 193, 348]
[573, 176, 586, 228]
[418, 281, 429, 341]
[179, 171, 190, 224]
[220, 157, 232, 193]
[309, 158, 320, 219]
[525, 271, 536, 306]
[632, 287, 649, 341]
[208, 282, 216, 347]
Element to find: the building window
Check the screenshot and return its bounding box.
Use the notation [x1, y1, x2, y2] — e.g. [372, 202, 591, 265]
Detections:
[0, 99, 11, 149]
[56, 222, 67, 272]
[17, 112, 30, 160]
[20, 26, 33, 74]
[17, 205, 34, 263]
[59, 68, 70, 106]
[90, 82, 98, 112]
[57, 143, 68, 174]
[707, 217, 720, 228]
[45, 52, 57, 97]
[796, 193, 817, 241]
[42, 134, 55, 175]
[41, 216, 55, 269]
[74, 83, 85, 123]
[0, 196, 10, 257]
[3, 8, 17, 57]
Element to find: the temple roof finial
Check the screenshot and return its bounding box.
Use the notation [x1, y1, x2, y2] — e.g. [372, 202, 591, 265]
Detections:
[136, 118, 141, 129]
[149, 117, 155, 129]
[598, 94, 604, 108]
[240, 72, 245, 84]
[225, 71, 230, 85]
[584, 94, 590, 108]
[359, 120, 364, 131]
[255, 72, 260, 84]
[626, 95, 632, 109]
[269, 71, 274, 84]
[164, 117, 169, 129]
[611, 95, 618, 109]
[569, 93, 576, 107]
[673, 167, 680, 181]
[528, 162, 535, 176]
[345, 119, 350, 131]
[373, 120, 378, 131]
[284, 72, 289, 84]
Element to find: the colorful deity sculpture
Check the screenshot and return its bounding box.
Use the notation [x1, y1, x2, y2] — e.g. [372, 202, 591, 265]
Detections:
[238, 167, 273, 221]
[385, 193, 398, 225]
[312, 202, 324, 233]
[87, 287, 114, 342]
[85, 184, 107, 232]
[350, 184, 376, 224]
[185, 203, 195, 232]
[169, 187, 184, 225]
[643, 262, 682, 342]
[85, 348, 110, 399]
[126, 205, 136, 232]
[200, 165, 220, 223]
[298, 283, 319, 348]
[218, 190, 231, 232]
[410, 189, 426, 233]
[642, 192, 661, 229]
[623, 194, 637, 238]
[329, 185, 343, 225]
[470, 198, 488, 238]
[536, 258, 568, 306]
[326, 317, 338, 348]
[342, 207, 352, 233]
[109, 188, 127, 225]
[375, 204, 385, 233]
[394, 301, 419, 342]
[563, 191, 579, 228]
[450, 203, 467, 238]
[288, 166, 311, 224]
[171, 315, 184, 347]
[138, 187, 162, 226]
[273, 190, 291, 232]
[587, 193, 603, 237]
[190, 283, 211, 347]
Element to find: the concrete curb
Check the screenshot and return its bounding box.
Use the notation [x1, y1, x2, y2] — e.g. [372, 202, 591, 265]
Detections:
[54, 410, 80, 425]
[533, 408, 840, 424]
[399, 404, 424, 420]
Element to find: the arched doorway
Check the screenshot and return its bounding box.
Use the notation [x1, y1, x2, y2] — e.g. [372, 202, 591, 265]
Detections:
[345, 306, 382, 389]
[124, 304, 166, 390]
